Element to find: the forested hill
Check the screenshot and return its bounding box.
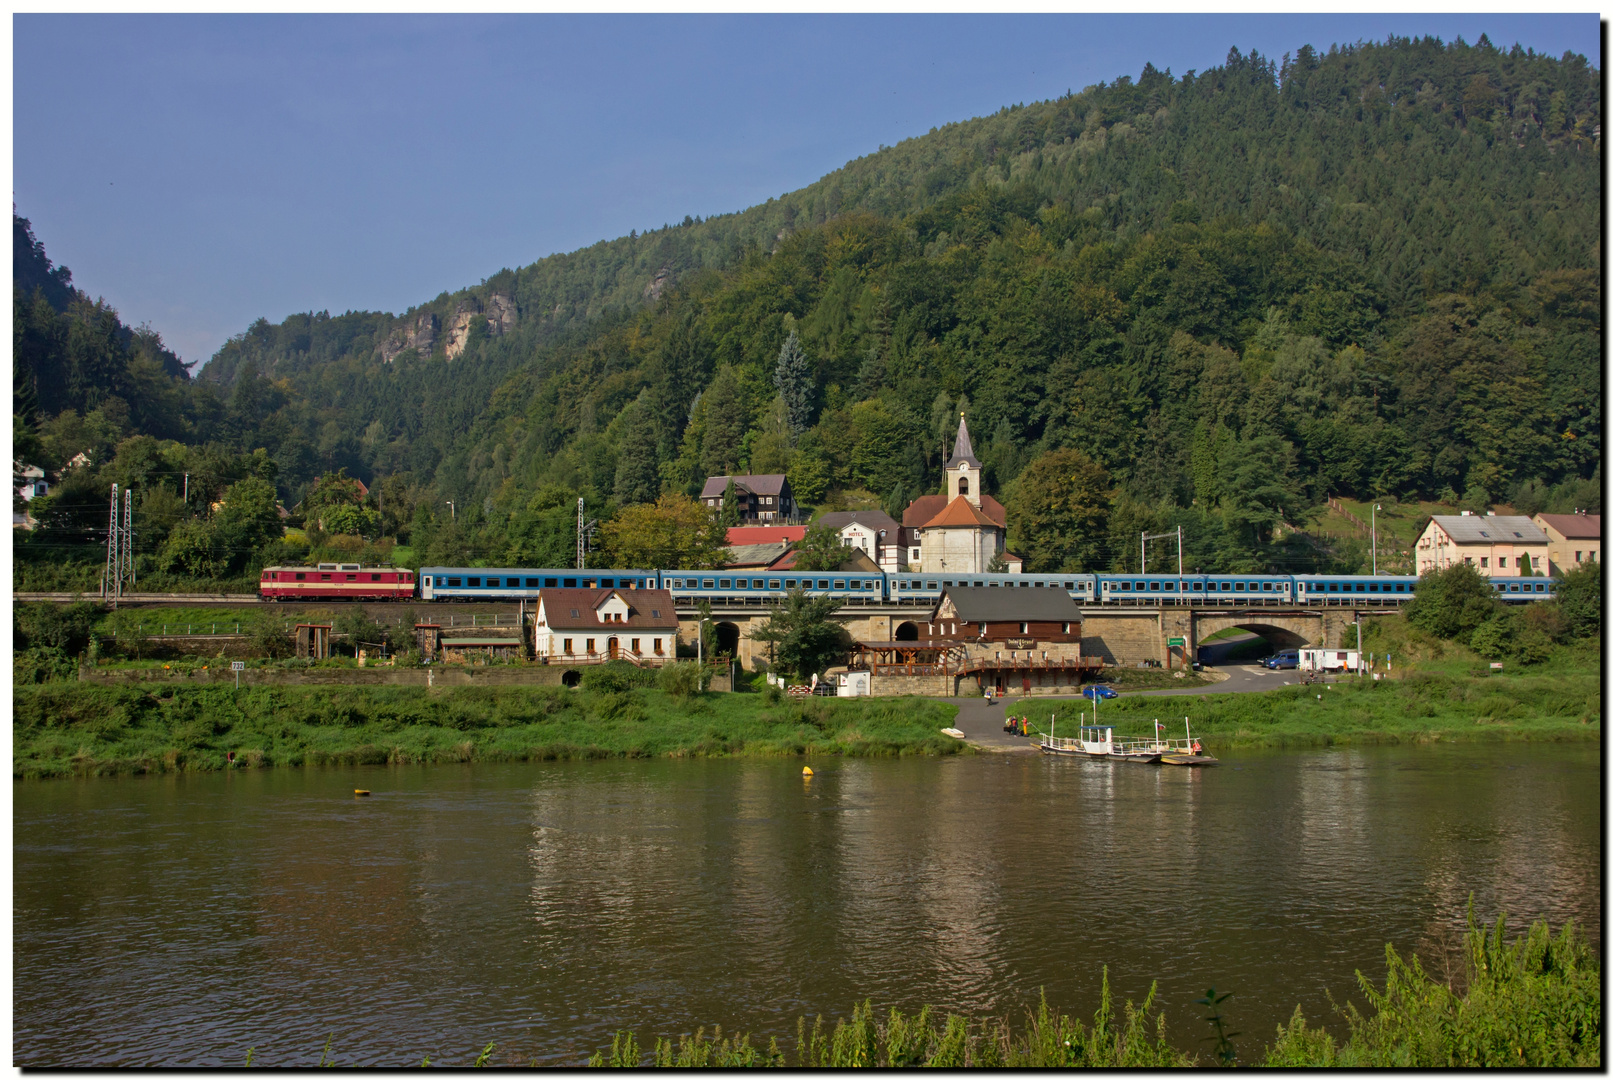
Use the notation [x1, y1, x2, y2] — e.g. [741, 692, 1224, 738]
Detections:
[15, 35, 1603, 584]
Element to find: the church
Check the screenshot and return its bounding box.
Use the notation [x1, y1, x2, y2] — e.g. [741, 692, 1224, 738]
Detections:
[900, 416, 1022, 574]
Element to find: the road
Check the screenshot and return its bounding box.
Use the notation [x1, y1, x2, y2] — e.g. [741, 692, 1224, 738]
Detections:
[949, 662, 1295, 752]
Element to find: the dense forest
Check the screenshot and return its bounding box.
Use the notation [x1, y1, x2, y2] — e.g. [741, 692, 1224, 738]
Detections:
[14, 35, 1602, 586]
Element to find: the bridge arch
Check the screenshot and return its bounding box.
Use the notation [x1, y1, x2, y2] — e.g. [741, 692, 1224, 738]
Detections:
[714, 621, 742, 658]
[894, 621, 920, 641]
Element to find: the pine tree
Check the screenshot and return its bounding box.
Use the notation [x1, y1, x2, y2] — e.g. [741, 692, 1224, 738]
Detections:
[613, 402, 661, 505]
[774, 331, 813, 439]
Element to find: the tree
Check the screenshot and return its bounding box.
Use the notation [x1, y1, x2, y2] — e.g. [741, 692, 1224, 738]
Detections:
[1405, 563, 1501, 644]
[1551, 561, 1601, 639]
[613, 400, 661, 506]
[303, 469, 366, 528]
[791, 524, 850, 572]
[600, 494, 728, 569]
[719, 478, 741, 526]
[787, 432, 832, 506]
[1010, 448, 1113, 572]
[159, 519, 225, 579]
[750, 588, 850, 680]
[700, 366, 750, 477]
[320, 503, 381, 539]
[214, 476, 284, 551]
[773, 331, 813, 438]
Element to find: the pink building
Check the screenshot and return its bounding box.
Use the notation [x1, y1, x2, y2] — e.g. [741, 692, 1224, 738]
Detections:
[1414, 513, 1549, 577]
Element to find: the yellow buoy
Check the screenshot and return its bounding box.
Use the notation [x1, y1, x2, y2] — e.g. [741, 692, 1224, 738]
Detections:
[354, 789, 371, 796]
[802, 766, 814, 776]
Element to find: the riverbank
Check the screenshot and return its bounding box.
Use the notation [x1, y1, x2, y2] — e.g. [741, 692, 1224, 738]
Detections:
[12, 684, 967, 778]
[1018, 647, 1601, 748]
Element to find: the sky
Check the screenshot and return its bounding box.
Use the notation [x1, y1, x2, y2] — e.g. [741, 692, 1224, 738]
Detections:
[12, 13, 1602, 368]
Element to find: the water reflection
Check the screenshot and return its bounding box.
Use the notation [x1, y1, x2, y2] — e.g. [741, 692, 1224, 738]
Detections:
[13, 744, 1600, 1066]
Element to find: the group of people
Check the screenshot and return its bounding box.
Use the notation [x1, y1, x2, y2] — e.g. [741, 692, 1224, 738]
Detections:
[1001, 713, 1032, 737]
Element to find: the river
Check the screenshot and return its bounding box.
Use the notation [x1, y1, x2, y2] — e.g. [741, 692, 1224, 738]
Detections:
[13, 743, 1600, 1066]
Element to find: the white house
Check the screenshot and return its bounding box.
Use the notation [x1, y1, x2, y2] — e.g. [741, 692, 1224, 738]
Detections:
[531, 588, 679, 665]
[14, 464, 48, 530]
[812, 509, 904, 572]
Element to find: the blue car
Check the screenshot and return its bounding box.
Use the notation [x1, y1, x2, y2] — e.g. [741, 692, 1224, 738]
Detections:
[1263, 650, 1300, 670]
[1081, 685, 1119, 700]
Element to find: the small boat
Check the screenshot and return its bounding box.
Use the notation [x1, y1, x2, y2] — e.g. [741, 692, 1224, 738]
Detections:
[1161, 752, 1219, 766]
[1158, 717, 1218, 765]
[941, 727, 967, 739]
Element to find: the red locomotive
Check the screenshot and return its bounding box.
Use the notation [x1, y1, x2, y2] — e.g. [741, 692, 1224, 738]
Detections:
[259, 563, 415, 601]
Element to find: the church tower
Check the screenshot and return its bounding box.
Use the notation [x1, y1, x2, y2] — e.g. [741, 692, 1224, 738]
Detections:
[944, 415, 982, 509]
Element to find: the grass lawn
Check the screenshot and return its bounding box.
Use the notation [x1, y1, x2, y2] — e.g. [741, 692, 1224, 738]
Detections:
[13, 684, 966, 778]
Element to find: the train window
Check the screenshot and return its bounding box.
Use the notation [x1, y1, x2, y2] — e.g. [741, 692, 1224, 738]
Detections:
[564, 579, 577, 588]
[422, 576, 431, 586]
[769, 579, 781, 589]
[1233, 582, 1244, 591]
[320, 573, 332, 581]
[719, 579, 731, 588]
[1192, 582, 1203, 591]
[1120, 582, 1132, 591]
[989, 580, 1000, 587]
[1164, 582, 1175, 591]
[898, 581, 909, 590]
[1148, 581, 1159, 591]
[818, 580, 830, 589]
[346, 573, 357, 581]
[1258, 582, 1269, 591]
[545, 578, 558, 588]
[296, 573, 306, 581]
[1064, 582, 1075, 589]
[448, 578, 461, 587]
[369, 574, 380, 582]
[526, 578, 540, 587]
[834, 580, 845, 590]
[703, 580, 715, 589]
[1368, 584, 1379, 593]
[1393, 584, 1404, 593]
[467, 577, 481, 587]
[929, 582, 939, 590]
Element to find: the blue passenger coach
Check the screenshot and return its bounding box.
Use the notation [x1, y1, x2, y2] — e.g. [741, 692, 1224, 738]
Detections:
[659, 570, 886, 605]
[419, 567, 660, 601]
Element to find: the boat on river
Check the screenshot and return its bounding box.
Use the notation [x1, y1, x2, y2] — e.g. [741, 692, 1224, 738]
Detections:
[1039, 721, 1164, 762]
[1157, 718, 1219, 765]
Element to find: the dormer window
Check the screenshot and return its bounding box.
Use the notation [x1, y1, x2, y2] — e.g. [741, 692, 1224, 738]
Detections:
[570, 609, 580, 618]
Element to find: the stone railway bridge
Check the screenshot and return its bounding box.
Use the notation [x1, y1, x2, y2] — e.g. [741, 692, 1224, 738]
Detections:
[677, 601, 1378, 671]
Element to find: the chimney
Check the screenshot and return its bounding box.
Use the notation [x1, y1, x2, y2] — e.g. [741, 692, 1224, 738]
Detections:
[1460, 510, 1473, 516]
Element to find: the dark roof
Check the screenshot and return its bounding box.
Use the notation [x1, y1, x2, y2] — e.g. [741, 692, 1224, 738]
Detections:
[903, 492, 1006, 529]
[536, 589, 678, 631]
[814, 509, 901, 534]
[946, 415, 982, 470]
[932, 587, 1083, 624]
[1535, 513, 1600, 540]
[700, 474, 789, 499]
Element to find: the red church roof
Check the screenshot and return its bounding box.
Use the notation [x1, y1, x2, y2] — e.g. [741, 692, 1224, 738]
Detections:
[922, 496, 1003, 530]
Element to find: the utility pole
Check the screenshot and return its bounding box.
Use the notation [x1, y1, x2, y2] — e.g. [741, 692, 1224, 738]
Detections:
[1371, 503, 1381, 575]
[446, 500, 455, 522]
[182, 472, 188, 504]
[104, 483, 120, 603]
[1141, 528, 1181, 577]
[123, 487, 134, 589]
[577, 497, 586, 570]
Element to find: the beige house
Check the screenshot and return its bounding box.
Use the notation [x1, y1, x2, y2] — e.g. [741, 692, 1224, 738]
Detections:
[1533, 513, 1600, 576]
[1414, 513, 1549, 577]
[532, 588, 678, 665]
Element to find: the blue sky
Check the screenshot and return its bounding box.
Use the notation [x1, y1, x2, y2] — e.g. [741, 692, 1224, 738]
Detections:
[13, 14, 1601, 367]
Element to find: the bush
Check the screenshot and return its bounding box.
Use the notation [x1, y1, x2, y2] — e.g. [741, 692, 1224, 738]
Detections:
[582, 661, 658, 693]
[1406, 563, 1500, 644]
[1552, 562, 1601, 639]
[656, 661, 705, 699]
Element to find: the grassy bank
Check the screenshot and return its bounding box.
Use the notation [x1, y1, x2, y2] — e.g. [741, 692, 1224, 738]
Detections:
[1020, 644, 1600, 748]
[12, 684, 965, 778]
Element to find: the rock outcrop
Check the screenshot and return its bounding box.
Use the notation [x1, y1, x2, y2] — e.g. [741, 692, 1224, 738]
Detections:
[643, 267, 672, 302]
[380, 293, 517, 363]
[378, 311, 438, 363]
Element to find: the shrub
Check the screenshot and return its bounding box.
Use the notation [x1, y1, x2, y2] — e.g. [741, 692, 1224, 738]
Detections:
[1406, 563, 1500, 644]
[582, 661, 658, 693]
[656, 661, 705, 699]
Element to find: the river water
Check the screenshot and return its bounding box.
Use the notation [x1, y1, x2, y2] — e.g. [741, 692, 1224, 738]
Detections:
[13, 744, 1600, 1066]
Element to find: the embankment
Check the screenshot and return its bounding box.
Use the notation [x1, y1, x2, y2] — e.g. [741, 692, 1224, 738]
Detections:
[13, 684, 965, 778]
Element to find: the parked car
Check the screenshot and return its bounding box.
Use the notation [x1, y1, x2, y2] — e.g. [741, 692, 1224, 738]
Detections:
[1081, 684, 1119, 700]
[1263, 649, 1300, 670]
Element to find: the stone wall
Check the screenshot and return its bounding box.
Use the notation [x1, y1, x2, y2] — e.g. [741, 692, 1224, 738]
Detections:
[868, 673, 953, 697]
[79, 665, 571, 688]
[1078, 612, 1160, 665]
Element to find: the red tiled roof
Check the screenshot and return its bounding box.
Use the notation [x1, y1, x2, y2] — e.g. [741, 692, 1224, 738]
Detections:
[726, 525, 807, 545]
[1535, 513, 1601, 540]
[922, 496, 1002, 529]
[903, 493, 1005, 529]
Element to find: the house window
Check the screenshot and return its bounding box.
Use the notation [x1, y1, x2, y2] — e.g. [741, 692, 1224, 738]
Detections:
[1480, 557, 1488, 568]
[1575, 551, 1583, 562]
[651, 609, 661, 619]
[564, 638, 573, 654]
[1464, 557, 1473, 564]
[587, 639, 596, 654]
[654, 638, 665, 655]
[1062, 622, 1071, 634]
[958, 477, 969, 496]
[1020, 622, 1028, 634]
[1498, 557, 1507, 568]
[632, 638, 640, 653]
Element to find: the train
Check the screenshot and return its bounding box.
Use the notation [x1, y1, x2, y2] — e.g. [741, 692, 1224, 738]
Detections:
[260, 563, 1557, 606]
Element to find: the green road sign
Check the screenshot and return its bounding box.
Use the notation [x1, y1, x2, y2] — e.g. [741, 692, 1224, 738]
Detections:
[1167, 637, 1186, 647]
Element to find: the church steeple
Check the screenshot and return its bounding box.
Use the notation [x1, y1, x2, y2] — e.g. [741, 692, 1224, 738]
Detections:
[946, 414, 981, 470]
[944, 414, 982, 508]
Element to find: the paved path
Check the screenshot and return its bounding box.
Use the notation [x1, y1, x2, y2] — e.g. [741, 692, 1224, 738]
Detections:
[946, 663, 1299, 752]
